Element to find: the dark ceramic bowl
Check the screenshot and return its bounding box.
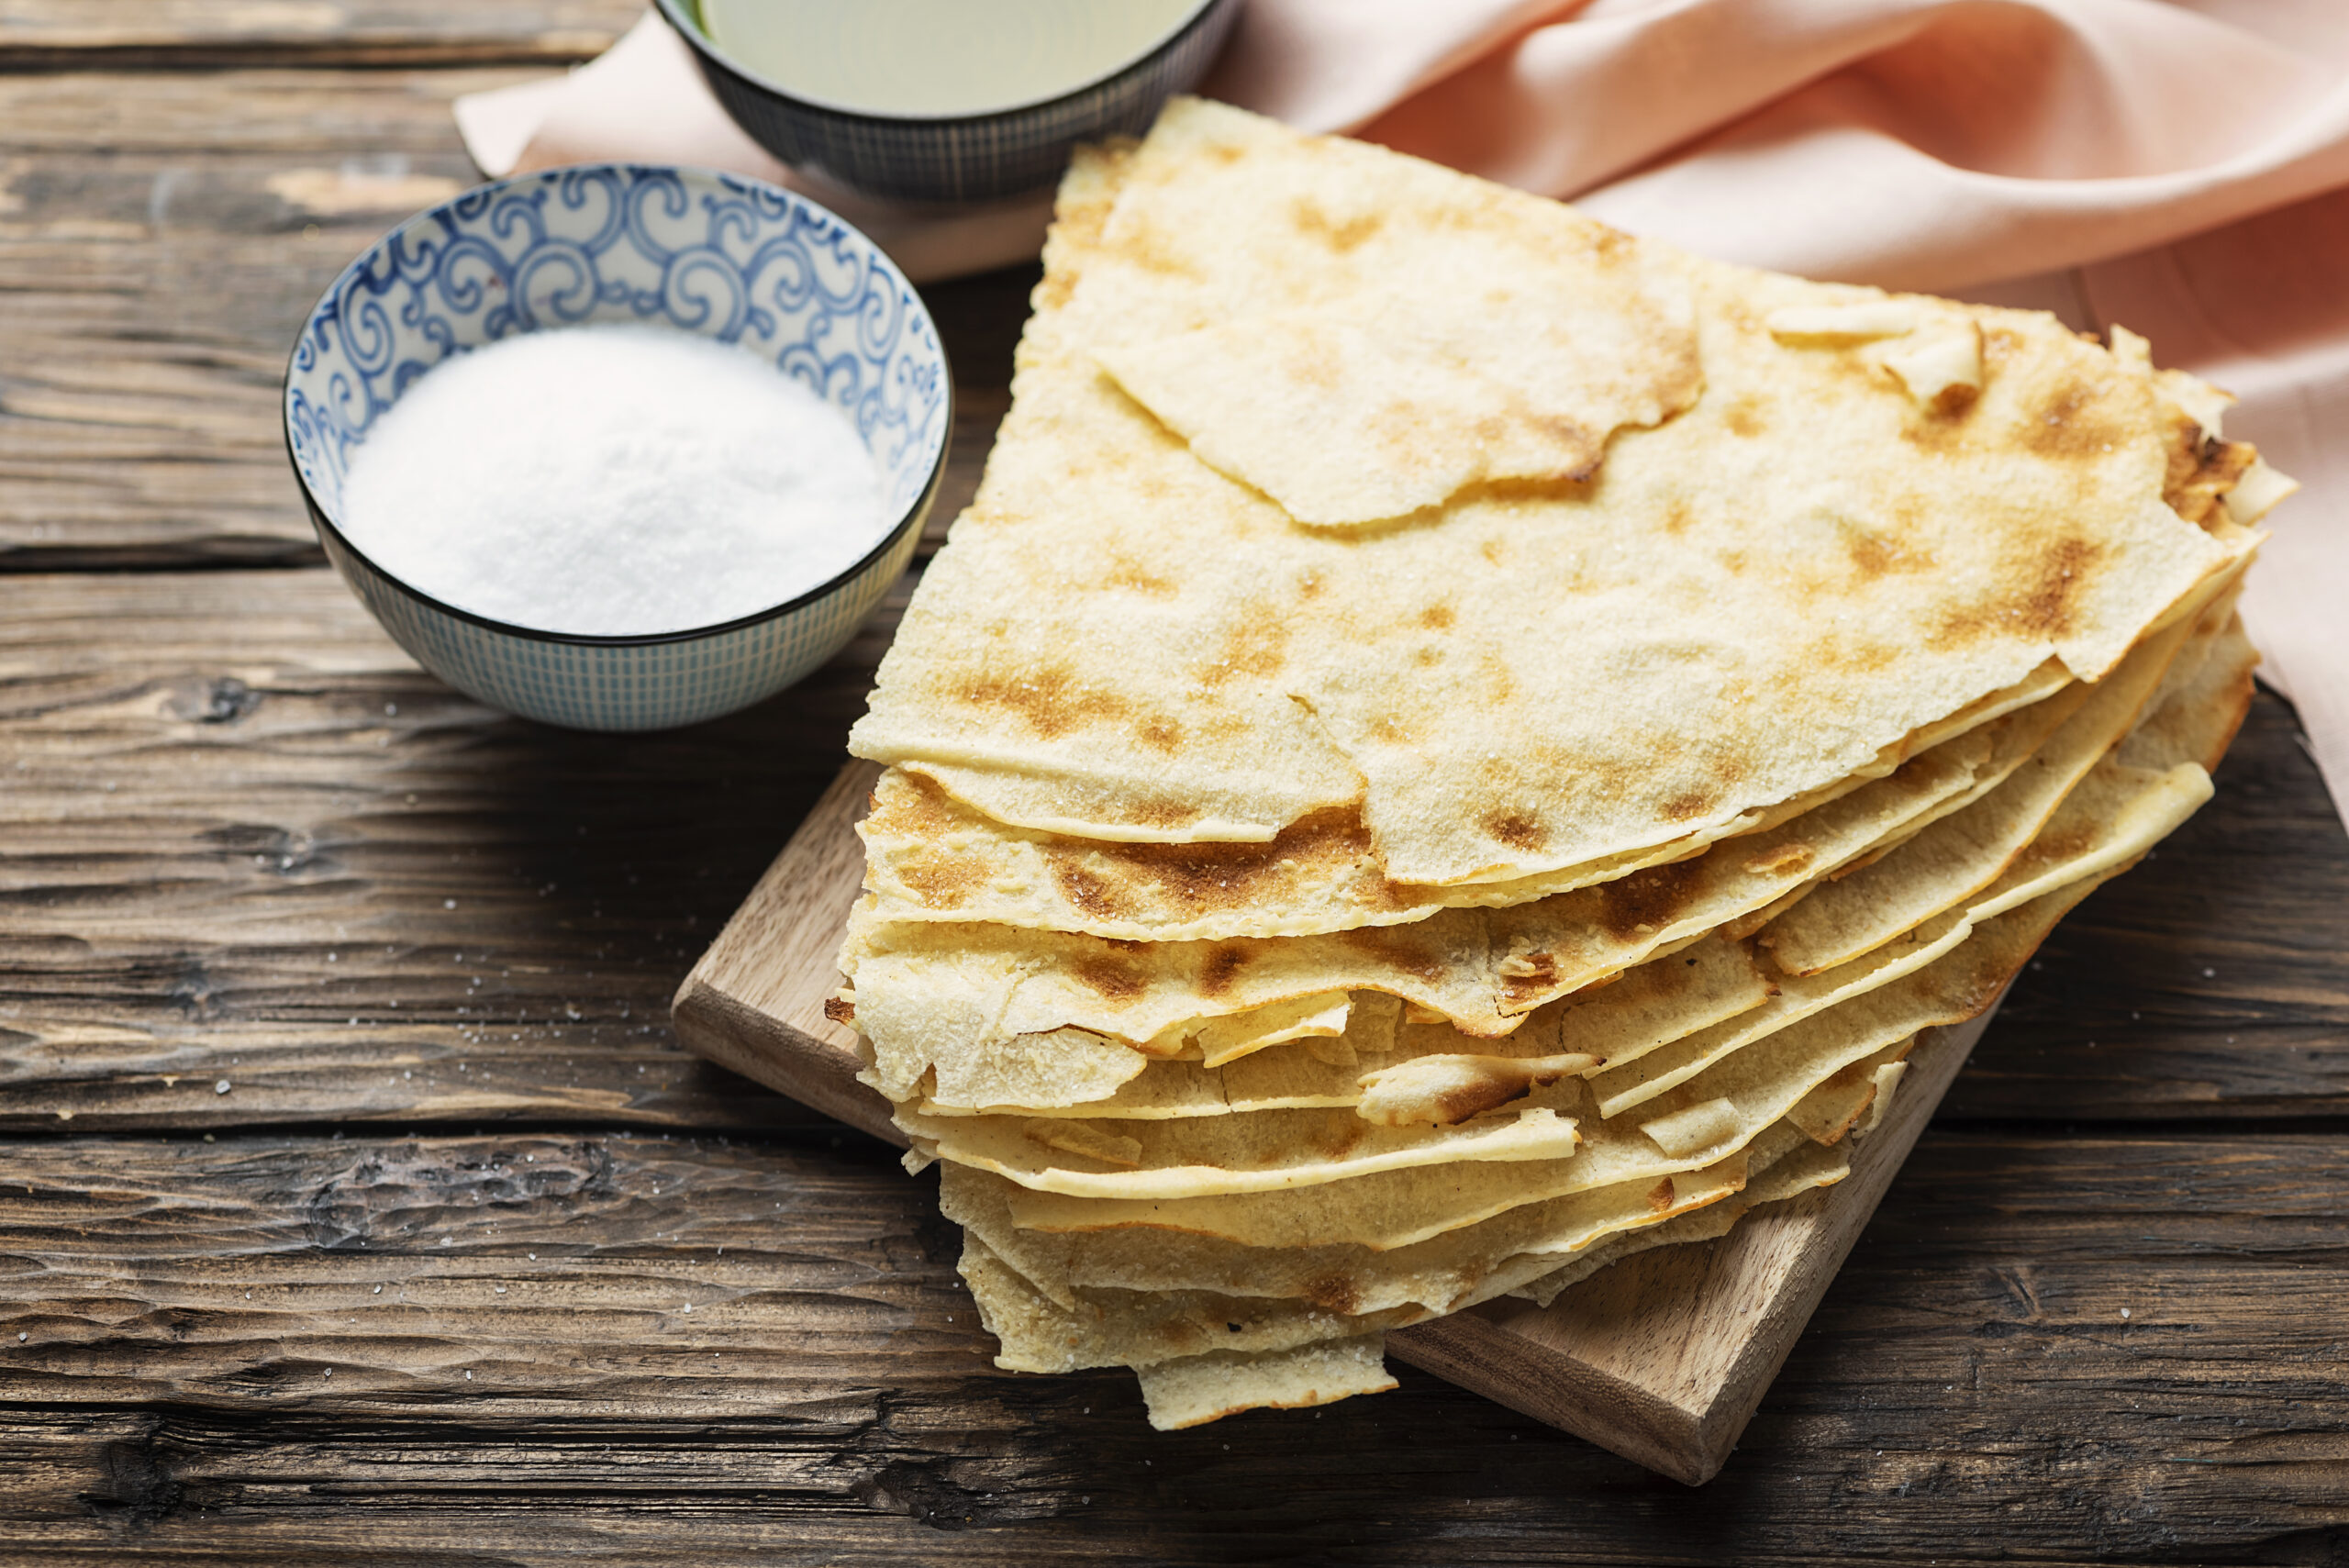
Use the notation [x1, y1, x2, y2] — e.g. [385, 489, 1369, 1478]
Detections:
[654, 0, 1241, 205]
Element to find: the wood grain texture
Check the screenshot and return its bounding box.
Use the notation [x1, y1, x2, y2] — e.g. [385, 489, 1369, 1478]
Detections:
[0, 68, 1017, 569]
[0, 1126, 2341, 1562]
[0, 1, 642, 67]
[672, 760, 894, 1143]
[0, 568, 867, 1131]
[0, 70, 533, 567]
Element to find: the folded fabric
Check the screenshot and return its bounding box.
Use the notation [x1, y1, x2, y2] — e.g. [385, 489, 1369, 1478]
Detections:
[454, 0, 2349, 820]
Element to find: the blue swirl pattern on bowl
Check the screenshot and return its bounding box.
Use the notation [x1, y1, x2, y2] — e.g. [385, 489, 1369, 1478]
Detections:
[656, 0, 1241, 205]
[284, 163, 950, 731]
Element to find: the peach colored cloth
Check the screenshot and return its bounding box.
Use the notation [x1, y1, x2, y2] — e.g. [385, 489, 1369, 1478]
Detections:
[457, 2, 2349, 817]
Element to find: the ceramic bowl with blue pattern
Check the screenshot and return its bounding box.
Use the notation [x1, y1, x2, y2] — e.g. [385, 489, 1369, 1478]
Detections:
[654, 0, 1241, 205]
[283, 163, 951, 732]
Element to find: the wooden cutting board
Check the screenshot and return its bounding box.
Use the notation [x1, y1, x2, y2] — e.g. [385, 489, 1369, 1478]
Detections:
[673, 760, 1999, 1484]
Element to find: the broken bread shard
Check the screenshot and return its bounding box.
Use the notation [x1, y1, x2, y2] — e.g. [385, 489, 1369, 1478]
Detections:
[828, 97, 2288, 1430]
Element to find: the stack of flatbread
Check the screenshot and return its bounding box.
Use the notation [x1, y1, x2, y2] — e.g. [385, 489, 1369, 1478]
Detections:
[829, 100, 2293, 1429]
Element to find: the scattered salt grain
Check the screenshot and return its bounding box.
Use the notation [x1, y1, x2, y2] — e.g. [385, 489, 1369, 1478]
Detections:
[339, 323, 887, 636]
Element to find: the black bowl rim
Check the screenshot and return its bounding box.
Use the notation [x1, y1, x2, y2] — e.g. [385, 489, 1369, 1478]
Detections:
[280, 161, 954, 651]
[654, 0, 1230, 128]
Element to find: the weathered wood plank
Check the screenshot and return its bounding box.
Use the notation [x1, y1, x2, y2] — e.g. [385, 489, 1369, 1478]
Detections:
[0, 1, 641, 68]
[3, 569, 2341, 1132]
[0, 69, 1020, 568]
[0, 71, 529, 565]
[0, 1127, 2340, 1562]
[0, 568, 864, 1130]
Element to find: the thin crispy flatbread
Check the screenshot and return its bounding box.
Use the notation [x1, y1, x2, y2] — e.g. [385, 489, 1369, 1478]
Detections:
[1590, 637, 2236, 1116]
[899, 1094, 1582, 1201]
[960, 1232, 1422, 1374]
[852, 100, 2240, 887]
[946, 1124, 1793, 1316]
[962, 1106, 1867, 1401]
[918, 935, 1769, 1121]
[1586, 907, 1970, 1118]
[1000, 869, 2118, 1251]
[853, 698, 2031, 942]
[846, 719, 2007, 1102]
[1761, 572, 2231, 975]
[2118, 614, 2258, 773]
[1506, 1116, 1865, 1307]
[1097, 273, 1701, 528]
[1133, 1334, 1397, 1430]
[863, 100, 2280, 1433]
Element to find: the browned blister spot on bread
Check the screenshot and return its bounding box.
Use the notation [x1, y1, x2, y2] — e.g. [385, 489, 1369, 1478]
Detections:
[1105, 555, 1178, 596]
[2016, 536, 2102, 638]
[1290, 196, 1384, 254]
[1336, 925, 1448, 986]
[1117, 216, 1206, 282]
[1742, 842, 1814, 877]
[1932, 533, 2105, 650]
[1597, 858, 1708, 941]
[1303, 1273, 1363, 1315]
[1137, 715, 1184, 754]
[1054, 863, 1116, 920]
[1071, 952, 1144, 1003]
[1198, 945, 1251, 996]
[952, 662, 1130, 740]
[895, 855, 985, 911]
[1311, 1117, 1368, 1160]
[1197, 614, 1290, 687]
[1483, 812, 1546, 852]
[1129, 797, 1203, 830]
[1028, 809, 1377, 924]
[2022, 377, 2133, 462]
[1662, 788, 1718, 822]
[1842, 522, 1933, 582]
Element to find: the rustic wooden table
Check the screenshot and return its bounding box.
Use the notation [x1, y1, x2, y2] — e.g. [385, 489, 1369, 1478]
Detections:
[4, 6, 2345, 1562]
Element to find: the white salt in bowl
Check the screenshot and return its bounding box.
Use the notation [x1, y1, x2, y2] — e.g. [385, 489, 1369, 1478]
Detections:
[282, 163, 951, 731]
